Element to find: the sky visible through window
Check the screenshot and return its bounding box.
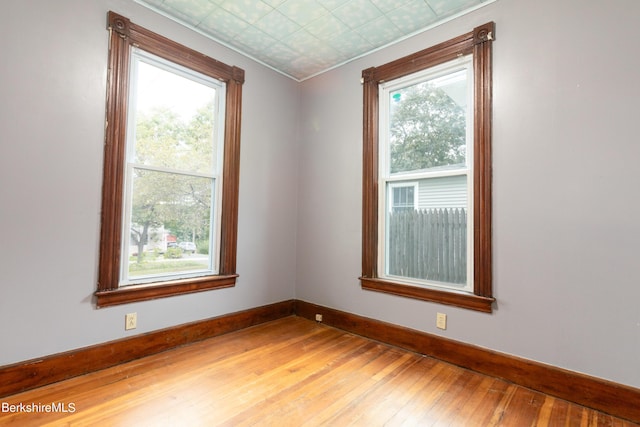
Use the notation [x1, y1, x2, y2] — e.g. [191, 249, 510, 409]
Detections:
[135, 59, 216, 122]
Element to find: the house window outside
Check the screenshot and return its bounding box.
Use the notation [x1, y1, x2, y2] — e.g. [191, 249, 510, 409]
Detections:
[96, 12, 244, 307]
[361, 23, 495, 312]
[389, 183, 418, 212]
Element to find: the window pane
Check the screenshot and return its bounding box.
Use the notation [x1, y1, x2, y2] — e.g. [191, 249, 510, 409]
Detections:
[125, 169, 213, 282]
[386, 176, 468, 287]
[388, 69, 468, 174]
[132, 58, 218, 175]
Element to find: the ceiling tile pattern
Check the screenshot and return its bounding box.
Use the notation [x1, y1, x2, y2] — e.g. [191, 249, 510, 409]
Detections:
[136, 0, 492, 81]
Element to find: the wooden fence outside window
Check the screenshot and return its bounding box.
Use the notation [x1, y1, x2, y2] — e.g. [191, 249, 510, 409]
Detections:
[387, 208, 467, 285]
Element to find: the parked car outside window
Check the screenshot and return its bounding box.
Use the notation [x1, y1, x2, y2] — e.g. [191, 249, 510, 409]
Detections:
[178, 242, 196, 253]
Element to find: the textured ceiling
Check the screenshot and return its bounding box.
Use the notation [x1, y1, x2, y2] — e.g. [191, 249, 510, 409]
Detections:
[135, 0, 493, 81]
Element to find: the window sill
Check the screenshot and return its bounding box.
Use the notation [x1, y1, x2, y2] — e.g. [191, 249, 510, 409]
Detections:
[360, 277, 494, 313]
[95, 274, 238, 308]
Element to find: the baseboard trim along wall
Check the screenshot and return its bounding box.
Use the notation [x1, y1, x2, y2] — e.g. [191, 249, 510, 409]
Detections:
[0, 300, 295, 398]
[294, 300, 640, 424]
[1, 299, 638, 423]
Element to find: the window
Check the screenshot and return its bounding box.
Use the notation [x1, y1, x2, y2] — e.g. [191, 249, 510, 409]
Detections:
[382, 58, 472, 291]
[361, 23, 495, 312]
[96, 12, 244, 307]
[389, 183, 418, 212]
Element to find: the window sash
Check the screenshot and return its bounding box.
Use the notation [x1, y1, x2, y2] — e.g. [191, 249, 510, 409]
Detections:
[120, 167, 217, 286]
[126, 48, 226, 175]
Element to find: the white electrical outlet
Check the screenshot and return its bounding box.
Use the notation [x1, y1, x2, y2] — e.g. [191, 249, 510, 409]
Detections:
[125, 313, 137, 330]
[315, 314, 323, 322]
[436, 312, 447, 330]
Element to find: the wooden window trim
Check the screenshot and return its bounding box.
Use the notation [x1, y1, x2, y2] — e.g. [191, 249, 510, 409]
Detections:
[360, 23, 495, 313]
[96, 12, 244, 308]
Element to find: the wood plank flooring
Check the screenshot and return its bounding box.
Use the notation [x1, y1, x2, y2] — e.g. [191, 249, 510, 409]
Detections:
[0, 316, 637, 426]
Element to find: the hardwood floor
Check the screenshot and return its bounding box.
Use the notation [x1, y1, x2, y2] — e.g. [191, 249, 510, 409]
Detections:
[1, 317, 636, 426]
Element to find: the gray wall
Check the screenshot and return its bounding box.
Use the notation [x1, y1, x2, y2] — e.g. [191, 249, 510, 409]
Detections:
[1, 0, 639, 392]
[0, 0, 299, 365]
[296, 0, 640, 389]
